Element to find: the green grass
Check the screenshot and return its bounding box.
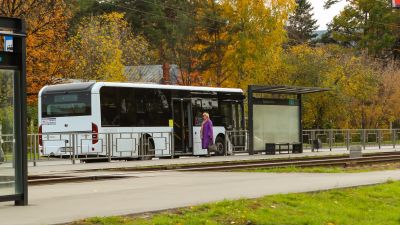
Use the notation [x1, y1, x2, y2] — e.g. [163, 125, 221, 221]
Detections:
[240, 166, 354, 173]
[72, 181, 400, 225]
[239, 162, 400, 173]
[239, 166, 372, 173]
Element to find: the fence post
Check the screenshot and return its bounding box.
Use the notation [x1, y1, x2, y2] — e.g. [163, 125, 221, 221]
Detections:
[28, 121, 33, 162]
[246, 130, 250, 153]
[329, 130, 333, 151]
[33, 133, 37, 167]
[346, 130, 350, 150]
[225, 131, 228, 156]
[71, 134, 76, 164]
[362, 129, 366, 150]
[378, 130, 382, 149]
[0, 124, 3, 162]
[171, 131, 174, 159]
[311, 130, 315, 152]
[108, 133, 112, 162]
[392, 129, 396, 149]
[71, 134, 76, 165]
[59, 134, 63, 160]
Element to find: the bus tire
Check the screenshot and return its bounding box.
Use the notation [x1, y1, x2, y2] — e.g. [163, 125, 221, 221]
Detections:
[214, 136, 225, 156]
[139, 136, 155, 160]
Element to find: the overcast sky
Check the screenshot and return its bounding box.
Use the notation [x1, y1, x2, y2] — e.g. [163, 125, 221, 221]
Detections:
[309, 0, 348, 30]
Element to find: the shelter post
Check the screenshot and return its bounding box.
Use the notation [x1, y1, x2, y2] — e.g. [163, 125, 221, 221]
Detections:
[0, 16, 28, 206]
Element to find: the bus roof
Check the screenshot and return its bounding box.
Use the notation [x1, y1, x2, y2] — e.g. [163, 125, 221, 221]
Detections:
[39, 82, 244, 96]
[39, 82, 95, 96]
[91, 82, 244, 94]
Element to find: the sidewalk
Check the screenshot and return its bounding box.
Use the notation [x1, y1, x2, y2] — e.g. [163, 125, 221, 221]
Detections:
[0, 170, 400, 225]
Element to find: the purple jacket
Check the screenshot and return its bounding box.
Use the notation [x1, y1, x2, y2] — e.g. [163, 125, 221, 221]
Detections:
[201, 119, 214, 149]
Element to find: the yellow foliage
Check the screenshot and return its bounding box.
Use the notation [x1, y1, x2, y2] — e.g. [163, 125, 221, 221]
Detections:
[0, 0, 72, 104]
[282, 44, 400, 129]
[196, 0, 295, 90]
[68, 12, 152, 82]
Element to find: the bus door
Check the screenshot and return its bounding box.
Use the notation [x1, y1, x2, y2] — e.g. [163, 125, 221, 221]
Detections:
[172, 98, 193, 153]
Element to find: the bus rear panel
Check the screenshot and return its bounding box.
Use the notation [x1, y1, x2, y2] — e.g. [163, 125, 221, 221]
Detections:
[38, 83, 100, 156]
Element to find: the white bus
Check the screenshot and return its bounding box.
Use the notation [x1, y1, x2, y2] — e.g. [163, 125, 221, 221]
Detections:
[38, 82, 245, 159]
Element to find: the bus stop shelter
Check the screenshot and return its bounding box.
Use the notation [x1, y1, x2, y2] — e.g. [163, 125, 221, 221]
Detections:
[0, 16, 28, 205]
[248, 85, 329, 155]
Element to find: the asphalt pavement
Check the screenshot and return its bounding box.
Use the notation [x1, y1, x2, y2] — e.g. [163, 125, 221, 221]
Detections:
[1, 169, 400, 225]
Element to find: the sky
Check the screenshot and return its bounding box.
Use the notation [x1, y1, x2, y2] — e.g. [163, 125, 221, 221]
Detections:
[309, 0, 348, 30]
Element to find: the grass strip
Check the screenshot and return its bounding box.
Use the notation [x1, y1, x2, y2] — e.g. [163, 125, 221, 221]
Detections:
[72, 181, 400, 225]
[239, 162, 400, 173]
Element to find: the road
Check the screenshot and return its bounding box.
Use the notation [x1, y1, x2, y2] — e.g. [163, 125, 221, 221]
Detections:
[1, 169, 400, 225]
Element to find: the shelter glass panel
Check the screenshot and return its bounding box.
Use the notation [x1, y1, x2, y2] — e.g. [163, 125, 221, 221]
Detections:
[253, 104, 300, 150]
[0, 69, 16, 195]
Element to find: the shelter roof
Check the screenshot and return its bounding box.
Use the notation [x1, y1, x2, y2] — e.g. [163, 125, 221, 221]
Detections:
[249, 85, 329, 95]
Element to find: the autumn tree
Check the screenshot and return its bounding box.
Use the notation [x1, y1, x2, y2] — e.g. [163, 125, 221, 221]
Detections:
[0, 70, 14, 134]
[68, 12, 153, 81]
[187, 0, 295, 88]
[0, 0, 72, 104]
[169, 0, 203, 85]
[87, 0, 200, 84]
[117, 0, 184, 63]
[193, 0, 230, 86]
[286, 0, 318, 45]
[81, 0, 295, 89]
[362, 62, 400, 128]
[68, 0, 116, 34]
[219, 0, 295, 89]
[325, 0, 400, 58]
[282, 44, 400, 129]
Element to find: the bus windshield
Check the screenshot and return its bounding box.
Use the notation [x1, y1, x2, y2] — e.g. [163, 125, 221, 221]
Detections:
[41, 92, 91, 118]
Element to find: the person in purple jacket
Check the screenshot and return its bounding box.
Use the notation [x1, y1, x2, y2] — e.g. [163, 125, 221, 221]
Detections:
[200, 112, 214, 152]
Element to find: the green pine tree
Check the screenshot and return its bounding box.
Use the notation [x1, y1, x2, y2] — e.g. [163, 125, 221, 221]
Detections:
[326, 0, 400, 59]
[286, 0, 319, 44]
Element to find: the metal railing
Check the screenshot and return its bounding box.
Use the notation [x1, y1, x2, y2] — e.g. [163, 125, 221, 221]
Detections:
[225, 130, 249, 155]
[0, 131, 173, 166]
[1, 128, 400, 166]
[302, 129, 400, 151]
[227, 129, 400, 153]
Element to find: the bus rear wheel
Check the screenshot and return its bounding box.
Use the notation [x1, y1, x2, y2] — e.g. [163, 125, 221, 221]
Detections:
[139, 137, 155, 160]
[214, 136, 225, 156]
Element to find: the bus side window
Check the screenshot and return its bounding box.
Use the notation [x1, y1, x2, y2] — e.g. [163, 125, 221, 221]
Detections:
[101, 87, 119, 126]
[146, 90, 168, 126]
[137, 98, 145, 113]
[191, 99, 203, 126]
[120, 90, 137, 127]
[217, 101, 234, 129]
[159, 90, 169, 110]
[135, 90, 149, 126]
[193, 105, 203, 126]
